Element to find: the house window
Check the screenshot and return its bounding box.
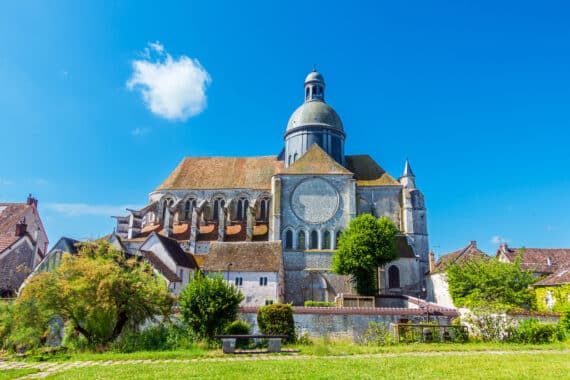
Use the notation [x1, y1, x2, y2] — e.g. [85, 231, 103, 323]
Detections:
[310, 230, 318, 249]
[285, 230, 293, 249]
[235, 277, 243, 286]
[265, 299, 274, 305]
[259, 277, 268, 286]
[298, 230, 306, 250]
[323, 231, 331, 249]
[179, 269, 184, 282]
[388, 266, 400, 289]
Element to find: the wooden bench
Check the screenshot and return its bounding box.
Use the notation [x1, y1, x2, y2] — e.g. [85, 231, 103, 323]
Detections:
[214, 334, 288, 354]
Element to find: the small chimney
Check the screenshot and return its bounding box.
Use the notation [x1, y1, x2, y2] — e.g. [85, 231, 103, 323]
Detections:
[428, 251, 436, 273]
[15, 218, 27, 236]
[27, 194, 38, 208]
[470, 240, 477, 248]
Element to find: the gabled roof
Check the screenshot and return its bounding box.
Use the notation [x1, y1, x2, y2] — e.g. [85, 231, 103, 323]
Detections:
[344, 155, 400, 186]
[156, 156, 283, 191]
[534, 268, 570, 286]
[434, 241, 488, 272]
[281, 144, 353, 175]
[153, 232, 198, 269]
[142, 251, 182, 283]
[49, 237, 80, 255]
[0, 203, 29, 253]
[203, 241, 282, 272]
[497, 246, 570, 274]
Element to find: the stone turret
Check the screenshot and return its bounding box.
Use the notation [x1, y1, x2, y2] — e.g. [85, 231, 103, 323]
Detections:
[399, 160, 429, 277]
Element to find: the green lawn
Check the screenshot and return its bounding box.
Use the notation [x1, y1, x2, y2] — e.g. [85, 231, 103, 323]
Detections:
[44, 353, 570, 379]
[0, 368, 39, 380]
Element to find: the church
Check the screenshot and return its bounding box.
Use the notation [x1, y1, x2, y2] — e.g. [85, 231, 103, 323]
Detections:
[113, 70, 429, 306]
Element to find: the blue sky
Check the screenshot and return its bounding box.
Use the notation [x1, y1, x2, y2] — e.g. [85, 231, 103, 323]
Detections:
[1, 1, 569, 256]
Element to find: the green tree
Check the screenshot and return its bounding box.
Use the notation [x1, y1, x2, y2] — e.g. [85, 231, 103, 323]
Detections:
[179, 273, 243, 342]
[332, 214, 399, 296]
[446, 255, 535, 310]
[257, 303, 296, 343]
[15, 241, 174, 349]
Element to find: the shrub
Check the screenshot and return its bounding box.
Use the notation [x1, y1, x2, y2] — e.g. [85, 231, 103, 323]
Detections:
[223, 320, 251, 348]
[449, 318, 469, 343]
[304, 301, 336, 307]
[111, 324, 194, 352]
[0, 302, 14, 349]
[508, 319, 559, 344]
[257, 304, 295, 343]
[179, 273, 244, 342]
[361, 321, 394, 346]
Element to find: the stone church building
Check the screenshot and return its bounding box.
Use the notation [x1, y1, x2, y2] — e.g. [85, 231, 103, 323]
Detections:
[114, 70, 429, 305]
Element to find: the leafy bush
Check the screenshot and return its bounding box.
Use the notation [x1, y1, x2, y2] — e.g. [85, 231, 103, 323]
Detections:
[223, 320, 251, 348]
[449, 319, 469, 343]
[111, 324, 194, 352]
[508, 319, 559, 344]
[361, 321, 394, 346]
[296, 332, 313, 345]
[462, 309, 518, 342]
[0, 302, 14, 349]
[257, 304, 295, 343]
[304, 301, 336, 307]
[179, 273, 243, 342]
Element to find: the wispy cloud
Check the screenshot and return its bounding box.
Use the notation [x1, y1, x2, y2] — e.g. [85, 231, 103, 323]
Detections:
[45, 203, 143, 217]
[127, 41, 211, 122]
[0, 178, 15, 185]
[490, 235, 509, 245]
[131, 127, 151, 136]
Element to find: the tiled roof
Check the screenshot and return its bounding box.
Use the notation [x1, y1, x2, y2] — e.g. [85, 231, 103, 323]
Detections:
[281, 144, 353, 175]
[49, 237, 80, 255]
[345, 155, 400, 186]
[156, 156, 283, 191]
[153, 233, 198, 269]
[534, 268, 570, 286]
[142, 250, 181, 282]
[203, 241, 282, 272]
[434, 241, 488, 272]
[498, 247, 570, 274]
[0, 203, 29, 252]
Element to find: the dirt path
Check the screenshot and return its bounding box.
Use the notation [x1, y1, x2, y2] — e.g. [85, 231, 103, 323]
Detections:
[2, 349, 570, 379]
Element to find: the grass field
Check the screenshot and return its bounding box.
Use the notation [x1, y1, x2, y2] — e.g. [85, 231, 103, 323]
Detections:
[43, 352, 570, 379]
[0, 368, 39, 380]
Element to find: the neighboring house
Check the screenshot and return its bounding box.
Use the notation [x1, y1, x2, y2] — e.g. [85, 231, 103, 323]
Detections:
[496, 244, 570, 278]
[533, 269, 570, 311]
[34, 237, 80, 273]
[202, 241, 284, 306]
[139, 232, 199, 294]
[497, 244, 570, 311]
[426, 241, 488, 308]
[0, 195, 48, 297]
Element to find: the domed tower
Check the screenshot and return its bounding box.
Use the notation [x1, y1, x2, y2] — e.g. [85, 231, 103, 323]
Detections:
[284, 70, 346, 167]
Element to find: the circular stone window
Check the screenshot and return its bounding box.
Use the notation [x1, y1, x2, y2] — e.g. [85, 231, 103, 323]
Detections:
[291, 178, 339, 224]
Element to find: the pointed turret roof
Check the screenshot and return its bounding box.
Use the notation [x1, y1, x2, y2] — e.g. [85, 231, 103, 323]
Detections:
[402, 159, 415, 177]
[281, 144, 353, 175]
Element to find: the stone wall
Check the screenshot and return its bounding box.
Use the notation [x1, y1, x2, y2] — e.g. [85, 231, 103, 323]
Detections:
[0, 239, 34, 295]
[239, 306, 459, 341]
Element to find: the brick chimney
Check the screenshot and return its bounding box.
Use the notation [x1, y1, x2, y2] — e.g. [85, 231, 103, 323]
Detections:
[27, 194, 38, 208]
[428, 251, 436, 273]
[15, 218, 27, 236]
[469, 240, 477, 248]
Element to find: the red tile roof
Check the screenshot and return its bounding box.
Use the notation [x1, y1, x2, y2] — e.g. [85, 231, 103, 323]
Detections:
[498, 246, 570, 274]
[345, 155, 400, 186]
[0, 203, 29, 252]
[204, 241, 282, 272]
[434, 241, 488, 272]
[534, 268, 570, 286]
[281, 144, 353, 175]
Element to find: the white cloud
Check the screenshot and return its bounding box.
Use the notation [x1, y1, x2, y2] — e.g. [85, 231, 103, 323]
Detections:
[131, 127, 151, 136]
[490, 236, 509, 245]
[45, 203, 142, 217]
[0, 178, 15, 185]
[127, 42, 211, 122]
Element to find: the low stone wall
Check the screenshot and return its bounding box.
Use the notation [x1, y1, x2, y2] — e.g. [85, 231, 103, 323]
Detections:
[239, 306, 459, 341]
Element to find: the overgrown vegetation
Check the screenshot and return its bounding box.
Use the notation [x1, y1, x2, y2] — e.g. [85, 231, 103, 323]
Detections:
[446, 255, 535, 310]
[304, 301, 336, 307]
[179, 273, 243, 343]
[257, 304, 296, 343]
[3, 241, 174, 351]
[332, 214, 399, 296]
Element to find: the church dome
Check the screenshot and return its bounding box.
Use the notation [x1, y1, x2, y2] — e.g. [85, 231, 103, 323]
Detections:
[305, 70, 324, 84]
[286, 101, 344, 133]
